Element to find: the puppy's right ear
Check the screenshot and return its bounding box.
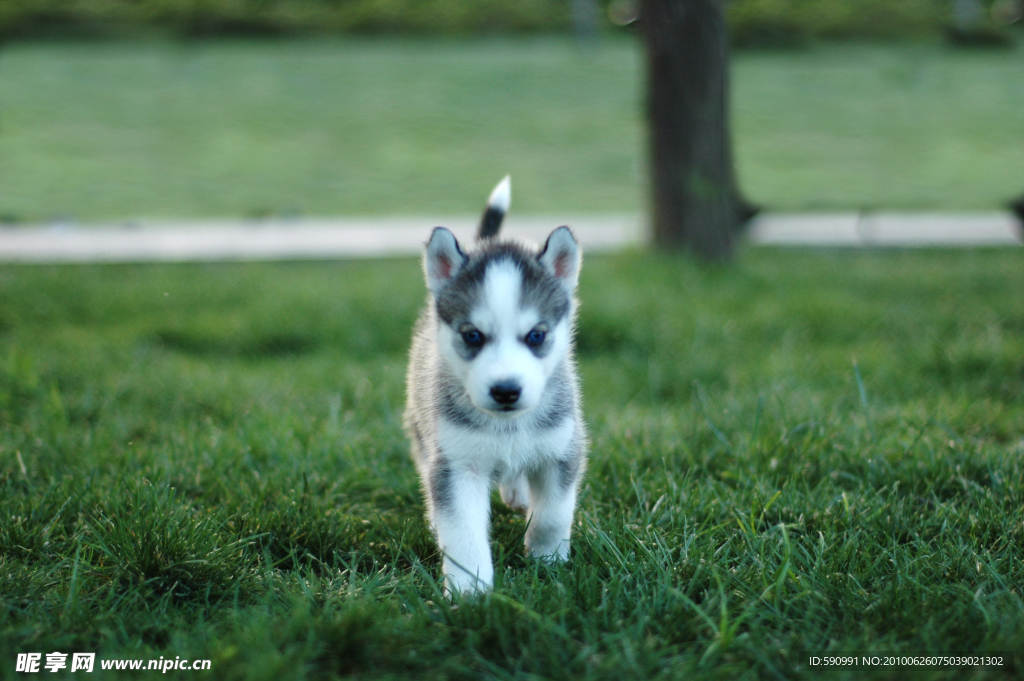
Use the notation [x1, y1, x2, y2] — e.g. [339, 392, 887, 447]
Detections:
[538, 226, 580, 291]
[424, 227, 467, 296]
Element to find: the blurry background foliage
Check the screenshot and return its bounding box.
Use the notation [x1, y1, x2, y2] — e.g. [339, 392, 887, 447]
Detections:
[0, 0, 1019, 43]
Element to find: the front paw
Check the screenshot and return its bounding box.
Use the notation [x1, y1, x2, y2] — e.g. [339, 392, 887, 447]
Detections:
[442, 556, 493, 595]
[444, 571, 493, 596]
[526, 539, 570, 563]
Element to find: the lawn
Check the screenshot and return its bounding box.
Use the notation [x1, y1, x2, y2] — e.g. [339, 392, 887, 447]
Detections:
[0, 38, 1023, 221]
[2, 246, 1023, 679]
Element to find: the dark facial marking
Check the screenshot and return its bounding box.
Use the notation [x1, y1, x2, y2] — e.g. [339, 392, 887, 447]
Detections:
[524, 323, 555, 359]
[435, 242, 571, 327]
[518, 260, 571, 325]
[439, 381, 482, 428]
[535, 367, 574, 429]
[453, 323, 485, 361]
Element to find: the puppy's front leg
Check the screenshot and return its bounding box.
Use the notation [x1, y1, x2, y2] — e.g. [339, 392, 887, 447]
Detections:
[525, 458, 580, 561]
[428, 461, 493, 593]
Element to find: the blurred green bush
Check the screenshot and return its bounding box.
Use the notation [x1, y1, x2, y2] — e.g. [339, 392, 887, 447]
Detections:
[726, 0, 949, 48]
[0, 0, 571, 39]
[0, 0, 1016, 42]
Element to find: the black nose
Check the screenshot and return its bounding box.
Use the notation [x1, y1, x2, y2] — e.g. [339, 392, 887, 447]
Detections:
[490, 382, 521, 406]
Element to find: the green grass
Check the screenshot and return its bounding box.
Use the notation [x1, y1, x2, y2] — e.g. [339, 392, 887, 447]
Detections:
[2, 247, 1023, 679]
[1, 38, 1023, 222]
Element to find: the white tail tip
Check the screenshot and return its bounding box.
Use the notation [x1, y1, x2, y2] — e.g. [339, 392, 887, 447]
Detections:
[487, 175, 512, 213]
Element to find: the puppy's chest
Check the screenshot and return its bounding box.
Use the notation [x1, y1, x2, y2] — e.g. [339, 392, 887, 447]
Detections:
[435, 416, 575, 476]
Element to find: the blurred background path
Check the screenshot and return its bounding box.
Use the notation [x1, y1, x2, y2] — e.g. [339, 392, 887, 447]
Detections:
[0, 212, 1019, 263]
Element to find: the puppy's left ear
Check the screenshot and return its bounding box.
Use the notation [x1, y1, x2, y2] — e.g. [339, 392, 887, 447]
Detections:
[424, 227, 467, 297]
[538, 226, 581, 290]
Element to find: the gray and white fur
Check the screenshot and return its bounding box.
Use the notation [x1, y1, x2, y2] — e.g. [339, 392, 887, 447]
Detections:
[404, 176, 587, 594]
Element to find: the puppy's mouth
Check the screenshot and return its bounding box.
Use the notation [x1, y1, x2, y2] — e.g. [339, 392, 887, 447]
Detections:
[487, 403, 525, 415]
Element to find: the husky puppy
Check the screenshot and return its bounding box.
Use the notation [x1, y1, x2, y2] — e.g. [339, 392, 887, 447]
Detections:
[405, 176, 587, 594]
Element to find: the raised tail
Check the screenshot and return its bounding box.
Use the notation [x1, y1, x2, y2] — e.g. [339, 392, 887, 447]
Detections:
[477, 175, 511, 240]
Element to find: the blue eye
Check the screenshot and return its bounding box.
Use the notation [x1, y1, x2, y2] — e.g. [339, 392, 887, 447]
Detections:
[461, 329, 483, 347]
[525, 329, 546, 347]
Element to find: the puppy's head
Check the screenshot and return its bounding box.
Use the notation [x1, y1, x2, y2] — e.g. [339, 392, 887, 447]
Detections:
[424, 226, 580, 416]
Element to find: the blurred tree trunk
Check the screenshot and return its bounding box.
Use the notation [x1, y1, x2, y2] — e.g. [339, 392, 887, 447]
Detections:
[639, 0, 752, 261]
